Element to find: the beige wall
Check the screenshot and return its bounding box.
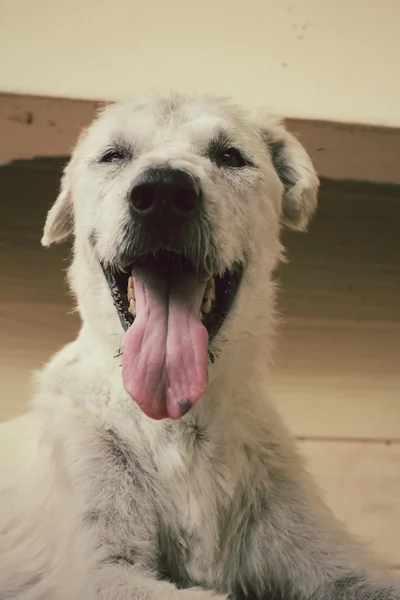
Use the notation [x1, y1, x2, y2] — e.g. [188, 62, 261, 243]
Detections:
[1, 0, 399, 127]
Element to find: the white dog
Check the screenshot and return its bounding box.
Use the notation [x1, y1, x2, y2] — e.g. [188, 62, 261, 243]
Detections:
[0, 93, 398, 600]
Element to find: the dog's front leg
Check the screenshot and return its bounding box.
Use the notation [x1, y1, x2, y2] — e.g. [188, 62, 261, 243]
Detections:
[228, 478, 400, 600]
[82, 564, 226, 600]
[307, 576, 400, 600]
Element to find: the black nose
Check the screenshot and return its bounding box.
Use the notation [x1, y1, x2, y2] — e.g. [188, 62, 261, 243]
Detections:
[129, 168, 201, 229]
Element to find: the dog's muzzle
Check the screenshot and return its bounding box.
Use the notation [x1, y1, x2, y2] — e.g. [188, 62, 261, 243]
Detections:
[100, 166, 244, 422]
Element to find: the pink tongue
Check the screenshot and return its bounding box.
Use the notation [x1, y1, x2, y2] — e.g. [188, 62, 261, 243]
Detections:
[122, 268, 209, 420]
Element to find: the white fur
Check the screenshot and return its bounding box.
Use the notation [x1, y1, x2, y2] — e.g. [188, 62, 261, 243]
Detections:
[0, 93, 398, 600]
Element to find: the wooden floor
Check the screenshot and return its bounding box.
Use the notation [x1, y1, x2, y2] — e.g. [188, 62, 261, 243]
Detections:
[0, 158, 399, 571]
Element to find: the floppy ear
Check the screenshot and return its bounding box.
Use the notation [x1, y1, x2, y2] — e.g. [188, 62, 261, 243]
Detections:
[261, 118, 319, 230]
[41, 164, 74, 246]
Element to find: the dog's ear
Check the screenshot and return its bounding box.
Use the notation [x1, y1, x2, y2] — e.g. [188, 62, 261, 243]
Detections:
[41, 163, 74, 247]
[260, 117, 319, 230]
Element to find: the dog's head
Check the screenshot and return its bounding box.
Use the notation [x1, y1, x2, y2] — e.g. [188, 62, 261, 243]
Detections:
[42, 93, 318, 420]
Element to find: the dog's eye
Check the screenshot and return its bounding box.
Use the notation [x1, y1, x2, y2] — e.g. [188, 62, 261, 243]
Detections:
[99, 148, 128, 163]
[215, 147, 247, 169]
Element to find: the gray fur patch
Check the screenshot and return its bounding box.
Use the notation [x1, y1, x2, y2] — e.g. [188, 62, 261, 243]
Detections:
[103, 429, 153, 493]
[156, 519, 190, 589]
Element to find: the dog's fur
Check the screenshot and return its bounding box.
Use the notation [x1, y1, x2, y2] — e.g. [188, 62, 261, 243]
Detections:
[0, 93, 398, 600]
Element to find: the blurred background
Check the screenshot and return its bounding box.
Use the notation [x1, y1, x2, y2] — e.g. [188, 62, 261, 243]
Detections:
[0, 0, 399, 573]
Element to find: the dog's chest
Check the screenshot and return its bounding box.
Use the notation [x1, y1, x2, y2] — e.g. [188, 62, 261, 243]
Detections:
[156, 435, 234, 588]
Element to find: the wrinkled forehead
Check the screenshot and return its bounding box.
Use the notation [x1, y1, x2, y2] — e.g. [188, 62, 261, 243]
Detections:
[81, 95, 257, 154]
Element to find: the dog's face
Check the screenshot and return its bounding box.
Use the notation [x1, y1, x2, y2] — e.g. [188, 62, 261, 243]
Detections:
[42, 93, 318, 420]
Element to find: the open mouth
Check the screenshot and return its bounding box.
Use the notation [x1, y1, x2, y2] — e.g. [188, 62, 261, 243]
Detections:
[102, 249, 243, 420]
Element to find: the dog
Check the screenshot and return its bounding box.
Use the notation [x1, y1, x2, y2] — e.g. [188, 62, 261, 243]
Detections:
[0, 92, 398, 600]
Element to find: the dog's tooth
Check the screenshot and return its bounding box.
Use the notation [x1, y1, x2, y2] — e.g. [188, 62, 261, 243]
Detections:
[201, 298, 212, 314]
[127, 277, 135, 300]
[210, 277, 215, 300]
[129, 299, 136, 315]
[204, 277, 215, 300]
